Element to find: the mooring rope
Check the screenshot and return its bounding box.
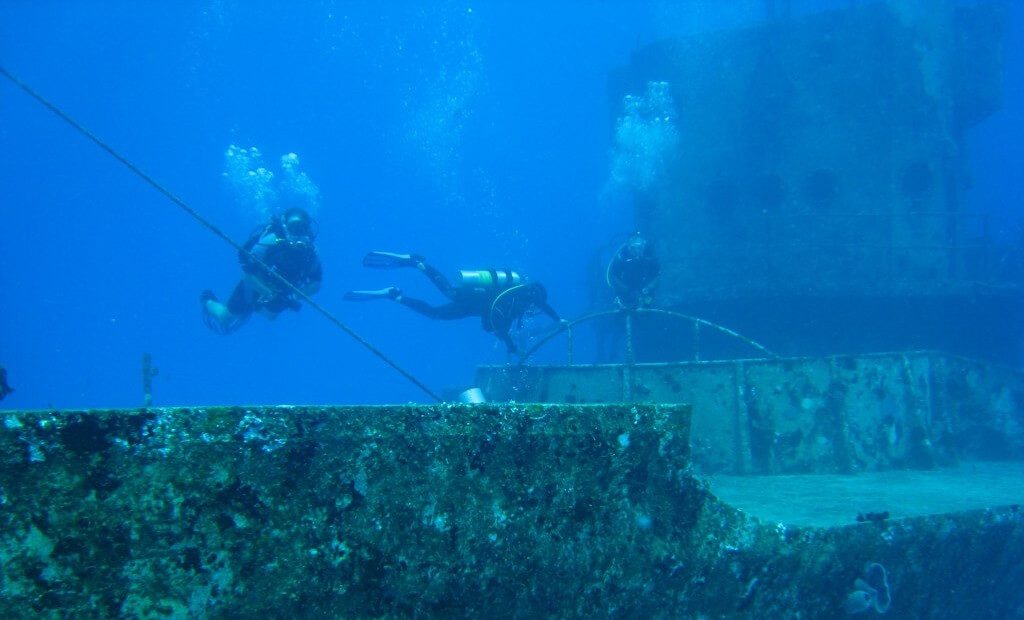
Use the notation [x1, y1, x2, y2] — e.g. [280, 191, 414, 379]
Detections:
[0, 65, 443, 402]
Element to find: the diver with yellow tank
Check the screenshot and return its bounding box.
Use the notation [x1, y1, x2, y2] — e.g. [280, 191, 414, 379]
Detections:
[345, 252, 565, 354]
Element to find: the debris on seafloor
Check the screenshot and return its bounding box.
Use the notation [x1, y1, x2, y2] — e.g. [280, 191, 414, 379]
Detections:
[856, 511, 890, 524]
[845, 562, 892, 614]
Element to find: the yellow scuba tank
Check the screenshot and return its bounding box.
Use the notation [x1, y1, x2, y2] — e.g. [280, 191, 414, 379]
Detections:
[458, 269, 521, 290]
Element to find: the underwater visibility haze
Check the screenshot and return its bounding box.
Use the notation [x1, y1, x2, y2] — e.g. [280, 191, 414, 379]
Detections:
[1, 1, 670, 407]
[1, 2, 1024, 617]
[0, 1, 1021, 408]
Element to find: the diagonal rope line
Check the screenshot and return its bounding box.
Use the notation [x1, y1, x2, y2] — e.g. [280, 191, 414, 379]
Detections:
[0, 65, 443, 403]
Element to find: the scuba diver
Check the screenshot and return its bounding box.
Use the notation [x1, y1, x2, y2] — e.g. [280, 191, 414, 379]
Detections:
[345, 252, 565, 354]
[201, 207, 322, 334]
[607, 232, 660, 309]
[0, 366, 13, 401]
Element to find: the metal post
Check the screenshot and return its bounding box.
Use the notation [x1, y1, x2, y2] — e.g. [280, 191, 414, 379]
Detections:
[624, 312, 635, 365]
[624, 312, 635, 401]
[693, 321, 701, 362]
[567, 326, 575, 365]
[623, 364, 633, 402]
[733, 361, 752, 474]
[142, 353, 158, 407]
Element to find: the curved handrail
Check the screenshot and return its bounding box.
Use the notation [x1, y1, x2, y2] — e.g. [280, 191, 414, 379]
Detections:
[518, 307, 776, 364]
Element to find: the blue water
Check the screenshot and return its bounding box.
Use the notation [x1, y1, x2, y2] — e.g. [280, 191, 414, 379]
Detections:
[1, 1, 1021, 409]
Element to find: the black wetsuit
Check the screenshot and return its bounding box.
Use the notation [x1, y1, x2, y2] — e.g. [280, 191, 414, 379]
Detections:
[0, 367, 12, 401]
[399, 263, 559, 353]
[608, 238, 660, 309]
[229, 224, 323, 317]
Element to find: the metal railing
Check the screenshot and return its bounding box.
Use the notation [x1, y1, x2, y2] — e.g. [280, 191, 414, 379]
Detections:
[518, 308, 776, 366]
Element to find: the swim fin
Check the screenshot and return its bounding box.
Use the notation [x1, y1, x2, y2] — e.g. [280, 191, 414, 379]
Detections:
[362, 251, 424, 269]
[344, 287, 402, 301]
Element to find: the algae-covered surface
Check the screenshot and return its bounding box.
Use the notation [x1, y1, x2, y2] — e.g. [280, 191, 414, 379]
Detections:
[709, 460, 1024, 527]
[478, 352, 1024, 476]
[0, 403, 1021, 618]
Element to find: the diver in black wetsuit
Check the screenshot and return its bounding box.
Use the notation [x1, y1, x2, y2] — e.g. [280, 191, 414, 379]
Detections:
[200, 208, 323, 334]
[0, 366, 13, 401]
[607, 232, 660, 309]
[345, 252, 564, 354]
